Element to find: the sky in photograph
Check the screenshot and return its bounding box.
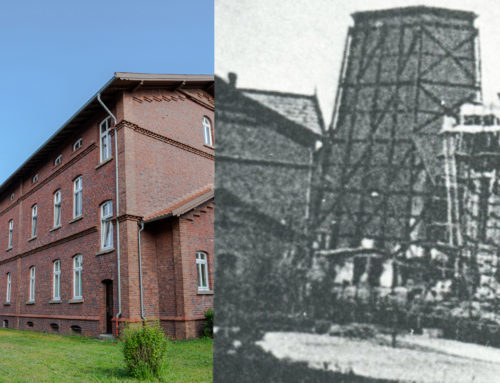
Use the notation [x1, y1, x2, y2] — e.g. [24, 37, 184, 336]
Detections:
[0, 0, 213, 185]
[216, 0, 500, 128]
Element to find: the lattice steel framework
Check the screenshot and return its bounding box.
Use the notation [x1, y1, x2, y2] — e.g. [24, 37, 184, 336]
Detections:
[313, 7, 481, 256]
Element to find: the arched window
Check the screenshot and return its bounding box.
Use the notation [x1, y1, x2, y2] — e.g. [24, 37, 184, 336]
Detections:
[31, 205, 38, 238]
[202, 117, 213, 146]
[54, 190, 62, 228]
[53, 260, 61, 301]
[29, 266, 36, 302]
[100, 117, 112, 162]
[101, 201, 114, 250]
[8, 220, 13, 249]
[73, 255, 83, 299]
[196, 251, 209, 291]
[6, 273, 11, 303]
[73, 177, 83, 218]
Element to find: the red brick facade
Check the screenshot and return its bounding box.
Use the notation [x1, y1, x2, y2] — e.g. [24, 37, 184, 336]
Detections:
[0, 73, 214, 338]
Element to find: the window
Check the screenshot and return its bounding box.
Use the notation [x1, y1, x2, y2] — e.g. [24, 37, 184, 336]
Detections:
[6, 273, 11, 303]
[202, 117, 213, 146]
[100, 117, 112, 162]
[54, 190, 62, 228]
[196, 251, 209, 291]
[73, 255, 83, 299]
[73, 138, 83, 151]
[101, 201, 113, 250]
[8, 220, 13, 249]
[31, 205, 38, 238]
[53, 260, 61, 301]
[73, 177, 83, 218]
[54, 155, 62, 166]
[10, 193, 14, 201]
[29, 266, 35, 302]
[32, 174, 38, 184]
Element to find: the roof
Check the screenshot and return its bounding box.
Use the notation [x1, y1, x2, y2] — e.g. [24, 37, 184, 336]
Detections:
[144, 185, 214, 223]
[240, 88, 324, 136]
[352, 6, 476, 23]
[0, 72, 214, 197]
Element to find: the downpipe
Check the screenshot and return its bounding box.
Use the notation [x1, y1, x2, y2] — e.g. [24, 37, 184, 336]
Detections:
[138, 221, 145, 321]
[97, 93, 122, 337]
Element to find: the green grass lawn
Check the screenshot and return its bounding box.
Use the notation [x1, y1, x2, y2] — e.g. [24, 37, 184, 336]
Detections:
[0, 328, 212, 383]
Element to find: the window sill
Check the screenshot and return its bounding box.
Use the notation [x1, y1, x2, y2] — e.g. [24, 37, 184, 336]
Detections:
[5, 247, 12, 252]
[95, 157, 113, 170]
[197, 290, 214, 295]
[28, 236, 37, 242]
[69, 216, 83, 224]
[26, 301, 35, 305]
[49, 299, 62, 304]
[50, 226, 62, 232]
[96, 248, 115, 256]
[69, 298, 84, 304]
[3, 302, 10, 306]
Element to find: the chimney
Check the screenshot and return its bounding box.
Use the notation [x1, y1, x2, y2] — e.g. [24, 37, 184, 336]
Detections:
[228, 72, 237, 88]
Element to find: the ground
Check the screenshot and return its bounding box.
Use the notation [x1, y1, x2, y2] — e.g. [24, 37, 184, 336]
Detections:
[0, 329, 212, 383]
[257, 331, 500, 383]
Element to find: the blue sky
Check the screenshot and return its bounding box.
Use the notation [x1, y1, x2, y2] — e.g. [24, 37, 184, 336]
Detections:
[0, 0, 213, 185]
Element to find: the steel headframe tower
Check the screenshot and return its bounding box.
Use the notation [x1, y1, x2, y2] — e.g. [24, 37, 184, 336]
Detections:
[313, 6, 481, 255]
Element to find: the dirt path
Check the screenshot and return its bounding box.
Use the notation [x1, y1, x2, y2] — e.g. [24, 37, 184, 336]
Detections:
[256, 332, 500, 383]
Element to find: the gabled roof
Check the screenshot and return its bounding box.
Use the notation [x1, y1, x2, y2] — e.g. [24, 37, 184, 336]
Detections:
[215, 76, 322, 147]
[240, 89, 324, 136]
[0, 72, 214, 197]
[144, 185, 214, 223]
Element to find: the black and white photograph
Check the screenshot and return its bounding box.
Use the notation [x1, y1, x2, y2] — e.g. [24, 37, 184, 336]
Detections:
[215, 1, 500, 382]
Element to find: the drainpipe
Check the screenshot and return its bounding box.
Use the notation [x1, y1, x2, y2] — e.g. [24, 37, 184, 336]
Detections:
[138, 221, 145, 321]
[97, 93, 121, 336]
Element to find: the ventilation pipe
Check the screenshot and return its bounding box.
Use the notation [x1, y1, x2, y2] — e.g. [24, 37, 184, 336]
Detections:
[97, 93, 122, 336]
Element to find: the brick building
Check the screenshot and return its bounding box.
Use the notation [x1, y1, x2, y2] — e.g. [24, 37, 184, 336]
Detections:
[0, 72, 214, 339]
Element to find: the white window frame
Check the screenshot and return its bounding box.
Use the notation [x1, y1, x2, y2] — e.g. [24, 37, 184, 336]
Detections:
[6, 273, 11, 303]
[29, 266, 35, 302]
[73, 177, 83, 218]
[8, 220, 13, 249]
[31, 205, 38, 238]
[202, 117, 213, 146]
[54, 190, 62, 228]
[53, 260, 61, 301]
[100, 117, 112, 162]
[73, 138, 83, 151]
[32, 174, 38, 184]
[73, 255, 83, 299]
[101, 201, 114, 250]
[196, 251, 210, 291]
[54, 154, 62, 166]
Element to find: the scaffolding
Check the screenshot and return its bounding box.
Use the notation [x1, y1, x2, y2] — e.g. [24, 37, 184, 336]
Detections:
[313, 7, 481, 264]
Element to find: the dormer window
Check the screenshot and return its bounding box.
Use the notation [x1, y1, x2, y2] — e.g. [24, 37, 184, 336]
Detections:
[54, 155, 62, 166]
[73, 138, 83, 152]
[32, 174, 38, 184]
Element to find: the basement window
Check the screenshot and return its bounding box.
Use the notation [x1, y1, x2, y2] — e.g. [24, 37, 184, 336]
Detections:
[50, 323, 59, 332]
[27, 321, 34, 328]
[71, 325, 82, 334]
[2, 320, 8, 328]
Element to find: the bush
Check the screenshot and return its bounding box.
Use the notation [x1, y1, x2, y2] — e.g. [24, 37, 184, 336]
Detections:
[123, 321, 168, 380]
[203, 308, 214, 338]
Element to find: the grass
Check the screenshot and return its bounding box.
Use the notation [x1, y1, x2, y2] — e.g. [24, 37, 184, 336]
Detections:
[0, 328, 212, 382]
